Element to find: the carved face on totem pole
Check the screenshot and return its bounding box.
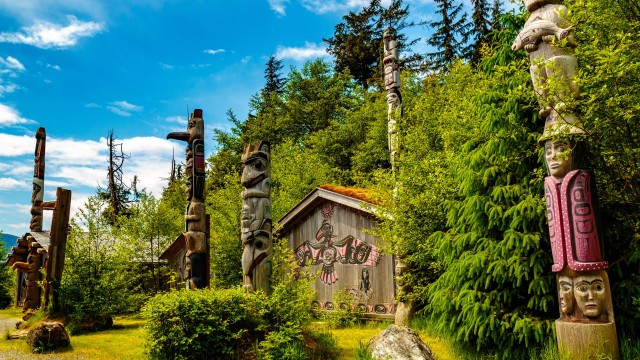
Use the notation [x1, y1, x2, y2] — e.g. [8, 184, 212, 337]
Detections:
[574, 275, 606, 318]
[558, 276, 574, 316]
[241, 145, 270, 189]
[544, 139, 573, 180]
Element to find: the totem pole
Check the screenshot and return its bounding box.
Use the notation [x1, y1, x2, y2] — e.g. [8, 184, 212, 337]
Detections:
[30, 127, 46, 232]
[167, 109, 209, 289]
[11, 128, 46, 310]
[240, 141, 272, 294]
[513, 1, 618, 358]
[383, 27, 413, 327]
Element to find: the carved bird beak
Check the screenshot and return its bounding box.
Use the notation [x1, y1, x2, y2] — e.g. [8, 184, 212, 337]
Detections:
[166, 132, 190, 142]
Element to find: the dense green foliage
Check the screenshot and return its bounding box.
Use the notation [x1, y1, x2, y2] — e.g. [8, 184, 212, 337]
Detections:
[143, 244, 336, 360]
[143, 287, 249, 359]
[0, 232, 13, 308]
[427, 12, 555, 357]
[567, 0, 640, 334]
[60, 196, 134, 323]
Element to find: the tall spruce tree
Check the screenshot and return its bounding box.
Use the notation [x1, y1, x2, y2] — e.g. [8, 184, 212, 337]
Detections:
[466, 0, 492, 65]
[427, 0, 470, 72]
[427, 11, 556, 357]
[324, 0, 422, 89]
[263, 55, 285, 95]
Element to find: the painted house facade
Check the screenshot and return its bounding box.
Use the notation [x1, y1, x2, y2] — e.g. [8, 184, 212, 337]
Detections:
[278, 185, 395, 318]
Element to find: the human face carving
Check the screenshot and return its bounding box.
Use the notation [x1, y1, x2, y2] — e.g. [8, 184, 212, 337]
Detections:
[574, 275, 606, 318]
[544, 139, 573, 180]
[558, 276, 574, 315]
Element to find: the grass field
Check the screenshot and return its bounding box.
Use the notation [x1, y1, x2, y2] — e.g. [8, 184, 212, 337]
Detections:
[0, 310, 146, 360]
[0, 308, 461, 359]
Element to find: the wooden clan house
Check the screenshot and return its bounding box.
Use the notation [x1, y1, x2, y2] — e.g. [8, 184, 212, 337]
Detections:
[278, 185, 395, 318]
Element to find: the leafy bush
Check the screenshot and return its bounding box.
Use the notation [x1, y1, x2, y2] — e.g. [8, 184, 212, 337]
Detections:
[143, 287, 250, 360]
[60, 196, 137, 326]
[143, 242, 338, 360]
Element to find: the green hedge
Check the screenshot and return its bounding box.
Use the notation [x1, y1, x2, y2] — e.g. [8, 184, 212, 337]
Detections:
[143, 287, 252, 360]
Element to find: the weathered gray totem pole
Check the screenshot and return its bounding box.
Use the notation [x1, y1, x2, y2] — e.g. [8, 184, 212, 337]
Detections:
[167, 109, 209, 289]
[513, 1, 618, 358]
[240, 141, 272, 294]
[383, 27, 413, 327]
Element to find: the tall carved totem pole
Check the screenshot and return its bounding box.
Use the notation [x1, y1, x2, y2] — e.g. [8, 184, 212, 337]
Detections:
[240, 141, 272, 294]
[30, 127, 46, 233]
[513, 1, 618, 358]
[383, 27, 413, 327]
[167, 109, 209, 289]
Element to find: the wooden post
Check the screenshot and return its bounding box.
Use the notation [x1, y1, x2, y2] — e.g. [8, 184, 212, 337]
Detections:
[48, 188, 71, 313]
[206, 214, 211, 288]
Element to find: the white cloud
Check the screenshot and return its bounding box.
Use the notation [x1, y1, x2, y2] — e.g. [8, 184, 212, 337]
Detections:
[241, 56, 252, 64]
[268, 0, 290, 15]
[0, 177, 29, 190]
[47, 137, 105, 166]
[0, 104, 34, 127]
[107, 100, 143, 117]
[0, 81, 18, 97]
[299, 0, 367, 14]
[275, 42, 329, 61]
[0, 202, 31, 214]
[84, 102, 99, 108]
[5, 222, 29, 230]
[165, 115, 185, 124]
[0, 56, 25, 72]
[0, 15, 104, 49]
[203, 49, 226, 55]
[46, 63, 61, 71]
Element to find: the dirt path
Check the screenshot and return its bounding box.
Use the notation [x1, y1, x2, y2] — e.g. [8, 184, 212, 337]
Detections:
[0, 314, 20, 333]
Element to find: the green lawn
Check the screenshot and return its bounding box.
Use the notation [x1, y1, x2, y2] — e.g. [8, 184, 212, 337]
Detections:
[0, 309, 146, 359]
[0, 308, 458, 359]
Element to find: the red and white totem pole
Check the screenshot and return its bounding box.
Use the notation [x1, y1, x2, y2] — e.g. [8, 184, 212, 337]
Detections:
[167, 109, 209, 289]
[240, 141, 272, 294]
[513, 1, 618, 358]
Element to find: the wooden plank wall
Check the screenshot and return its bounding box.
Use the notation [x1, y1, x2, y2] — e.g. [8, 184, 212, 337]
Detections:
[287, 200, 395, 316]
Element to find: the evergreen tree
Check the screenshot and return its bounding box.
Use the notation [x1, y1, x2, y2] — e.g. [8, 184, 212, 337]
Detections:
[427, 12, 556, 357]
[263, 55, 285, 95]
[427, 0, 470, 72]
[466, 0, 491, 65]
[324, 0, 422, 89]
[490, 0, 502, 27]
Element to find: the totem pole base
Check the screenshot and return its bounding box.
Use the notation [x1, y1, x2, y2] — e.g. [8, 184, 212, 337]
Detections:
[556, 320, 619, 360]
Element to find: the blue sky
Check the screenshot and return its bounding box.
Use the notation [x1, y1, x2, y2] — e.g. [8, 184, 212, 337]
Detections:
[0, 0, 517, 236]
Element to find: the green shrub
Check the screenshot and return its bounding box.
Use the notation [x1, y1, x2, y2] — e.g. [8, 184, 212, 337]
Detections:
[143, 242, 337, 360]
[143, 287, 250, 360]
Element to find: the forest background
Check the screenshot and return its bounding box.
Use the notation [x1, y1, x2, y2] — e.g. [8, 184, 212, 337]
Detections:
[1, 0, 639, 357]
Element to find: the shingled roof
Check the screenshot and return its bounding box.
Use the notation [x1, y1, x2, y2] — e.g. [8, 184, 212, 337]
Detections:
[276, 185, 380, 237]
